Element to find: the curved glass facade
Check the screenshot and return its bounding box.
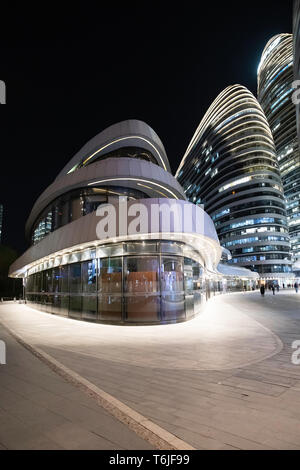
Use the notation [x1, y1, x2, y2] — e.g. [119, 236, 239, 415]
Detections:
[176, 85, 292, 277]
[25, 241, 207, 324]
[31, 186, 149, 245]
[258, 34, 300, 264]
[25, 240, 256, 324]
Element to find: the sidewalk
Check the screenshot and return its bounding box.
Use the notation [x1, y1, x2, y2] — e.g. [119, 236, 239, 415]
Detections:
[1, 292, 300, 450]
[0, 325, 152, 450]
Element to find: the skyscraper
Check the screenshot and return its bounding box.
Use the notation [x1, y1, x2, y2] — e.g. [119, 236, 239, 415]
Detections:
[0, 204, 3, 243]
[258, 34, 300, 264]
[294, 0, 300, 144]
[176, 84, 292, 280]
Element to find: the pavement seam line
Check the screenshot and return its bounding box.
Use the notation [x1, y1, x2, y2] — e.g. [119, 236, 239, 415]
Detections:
[0, 320, 195, 451]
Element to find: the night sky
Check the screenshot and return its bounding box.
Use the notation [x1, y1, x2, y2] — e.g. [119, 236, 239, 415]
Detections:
[0, 1, 294, 254]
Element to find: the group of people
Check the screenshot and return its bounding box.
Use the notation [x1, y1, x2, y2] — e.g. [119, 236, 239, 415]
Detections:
[260, 282, 299, 296]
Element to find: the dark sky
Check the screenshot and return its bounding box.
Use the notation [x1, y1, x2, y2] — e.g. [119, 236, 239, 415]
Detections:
[0, 1, 294, 254]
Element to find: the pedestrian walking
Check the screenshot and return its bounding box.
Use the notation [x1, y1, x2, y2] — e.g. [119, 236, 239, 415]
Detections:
[272, 285, 275, 295]
[260, 285, 265, 296]
[295, 282, 299, 294]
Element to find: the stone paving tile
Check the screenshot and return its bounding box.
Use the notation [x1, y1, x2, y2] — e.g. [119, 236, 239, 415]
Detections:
[153, 418, 271, 451]
[43, 422, 121, 450]
[233, 369, 298, 387]
[35, 346, 300, 449]
[1, 397, 69, 430]
[260, 437, 300, 450]
[220, 376, 287, 396]
[0, 408, 62, 450]
[0, 327, 152, 450]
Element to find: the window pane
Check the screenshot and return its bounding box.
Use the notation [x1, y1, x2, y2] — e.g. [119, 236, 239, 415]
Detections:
[161, 257, 184, 293]
[35, 272, 42, 292]
[124, 242, 157, 254]
[52, 267, 60, 293]
[160, 241, 184, 254]
[69, 263, 82, 293]
[71, 197, 82, 222]
[44, 293, 53, 311]
[69, 295, 82, 319]
[162, 294, 185, 321]
[98, 258, 122, 293]
[26, 275, 34, 293]
[44, 270, 53, 293]
[60, 265, 69, 292]
[61, 200, 69, 226]
[184, 258, 194, 292]
[125, 295, 160, 322]
[84, 193, 107, 215]
[184, 258, 194, 319]
[60, 295, 69, 316]
[82, 260, 97, 293]
[124, 256, 160, 322]
[97, 245, 124, 258]
[52, 294, 61, 315]
[82, 295, 97, 321]
[98, 257, 122, 321]
[98, 294, 122, 321]
[124, 256, 159, 293]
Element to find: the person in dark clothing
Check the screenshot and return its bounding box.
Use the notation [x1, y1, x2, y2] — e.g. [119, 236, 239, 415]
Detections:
[272, 285, 275, 295]
[260, 285, 265, 296]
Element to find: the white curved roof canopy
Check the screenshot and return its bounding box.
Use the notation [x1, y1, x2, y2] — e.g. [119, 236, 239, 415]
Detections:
[56, 119, 171, 178]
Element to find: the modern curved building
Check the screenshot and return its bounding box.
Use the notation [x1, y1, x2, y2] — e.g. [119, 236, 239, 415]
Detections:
[9, 120, 226, 325]
[176, 85, 293, 279]
[294, 1, 300, 145]
[258, 34, 300, 265]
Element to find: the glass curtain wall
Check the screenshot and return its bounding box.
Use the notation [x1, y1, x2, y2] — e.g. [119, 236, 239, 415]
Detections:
[31, 186, 149, 246]
[98, 257, 122, 322]
[25, 241, 216, 324]
[124, 256, 160, 322]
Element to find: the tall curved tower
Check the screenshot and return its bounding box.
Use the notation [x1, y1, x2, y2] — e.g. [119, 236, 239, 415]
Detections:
[9, 120, 223, 325]
[258, 34, 300, 265]
[294, 1, 300, 146]
[176, 85, 292, 279]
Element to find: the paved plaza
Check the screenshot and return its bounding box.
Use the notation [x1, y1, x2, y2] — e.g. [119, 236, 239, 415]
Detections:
[0, 290, 300, 450]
